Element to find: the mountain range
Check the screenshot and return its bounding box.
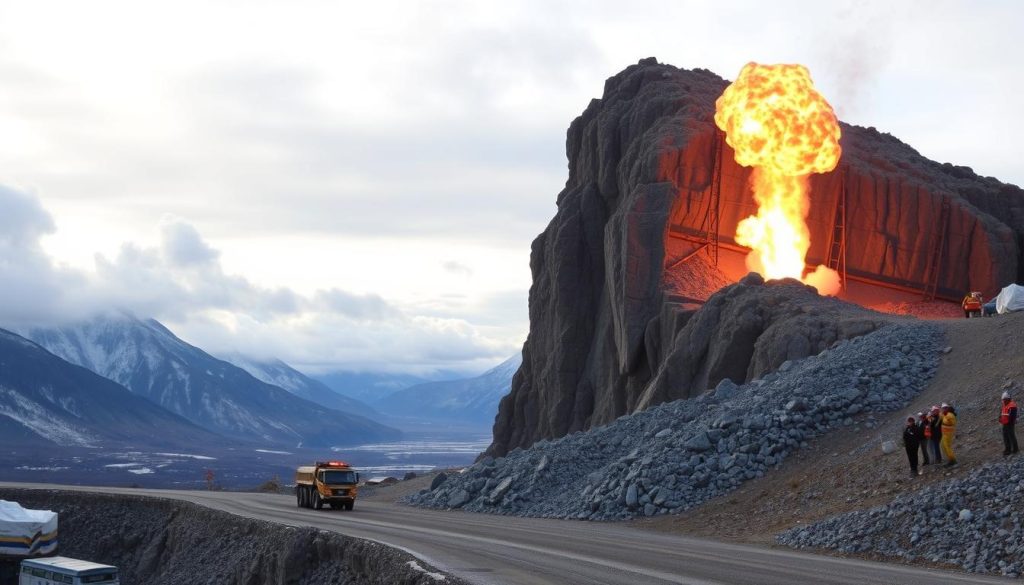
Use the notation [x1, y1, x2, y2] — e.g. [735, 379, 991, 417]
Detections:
[223, 355, 382, 420]
[1, 309, 520, 455]
[373, 354, 521, 426]
[314, 371, 432, 404]
[22, 315, 399, 448]
[0, 328, 218, 449]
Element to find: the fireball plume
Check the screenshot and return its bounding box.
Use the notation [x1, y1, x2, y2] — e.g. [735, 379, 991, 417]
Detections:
[714, 63, 842, 294]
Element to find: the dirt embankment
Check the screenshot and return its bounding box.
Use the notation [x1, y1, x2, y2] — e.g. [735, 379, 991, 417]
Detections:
[640, 311, 1024, 543]
[0, 489, 462, 585]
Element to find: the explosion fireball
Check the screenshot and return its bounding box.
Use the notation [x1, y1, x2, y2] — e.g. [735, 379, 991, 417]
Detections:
[714, 63, 842, 294]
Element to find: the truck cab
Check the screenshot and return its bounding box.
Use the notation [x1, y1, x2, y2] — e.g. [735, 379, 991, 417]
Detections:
[20, 556, 119, 585]
[295, 461, 360, 510]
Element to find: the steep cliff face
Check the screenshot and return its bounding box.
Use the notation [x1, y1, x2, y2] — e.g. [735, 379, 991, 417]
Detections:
[487, 58, 1024, 457]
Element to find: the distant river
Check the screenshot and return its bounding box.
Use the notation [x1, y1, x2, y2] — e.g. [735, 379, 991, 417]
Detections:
[331, 432, 492, 481]
[0, 431, 492, 489]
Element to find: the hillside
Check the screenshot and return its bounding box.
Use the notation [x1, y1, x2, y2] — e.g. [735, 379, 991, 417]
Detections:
[24, 315, 400, 447]
[649, 311, 1024, 544]
[0, 328, 219, 449]
[374, 354, 520, 426]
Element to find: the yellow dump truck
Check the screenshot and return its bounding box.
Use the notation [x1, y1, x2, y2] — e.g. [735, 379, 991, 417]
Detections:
[294, 461, 360, 510]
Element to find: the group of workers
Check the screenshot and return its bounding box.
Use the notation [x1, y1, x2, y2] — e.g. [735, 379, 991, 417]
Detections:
[901, 392, 1019, 478]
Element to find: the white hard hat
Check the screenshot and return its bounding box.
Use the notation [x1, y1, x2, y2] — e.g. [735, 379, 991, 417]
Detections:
[1003, 391, 1012, 400]
[941, 403, 950, 408]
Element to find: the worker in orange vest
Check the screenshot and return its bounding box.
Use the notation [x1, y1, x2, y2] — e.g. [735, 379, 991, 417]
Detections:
[1000, 391, 1019, 457]
[916, 412, 931, 465]
[961, 292, 983, 318]
[940, 403, 957, 467]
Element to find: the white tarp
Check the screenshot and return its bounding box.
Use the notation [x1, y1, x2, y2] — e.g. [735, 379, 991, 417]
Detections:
[0, 500, 58, 557]
[995, 283, 1024, 314]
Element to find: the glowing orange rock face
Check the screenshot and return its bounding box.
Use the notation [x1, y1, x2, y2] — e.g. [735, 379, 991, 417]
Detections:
[715, 63, 842, 293]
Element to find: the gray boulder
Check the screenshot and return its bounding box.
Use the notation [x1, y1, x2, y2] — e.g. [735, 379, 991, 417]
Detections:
[430, 472, 448, 491]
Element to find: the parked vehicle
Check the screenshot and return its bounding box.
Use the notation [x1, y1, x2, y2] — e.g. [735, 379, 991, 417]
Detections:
[295, 461, 360, 510]
[19, 556, 118, 585]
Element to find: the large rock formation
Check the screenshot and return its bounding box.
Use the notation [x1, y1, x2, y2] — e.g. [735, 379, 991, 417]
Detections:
[487, 58, 1024, 457]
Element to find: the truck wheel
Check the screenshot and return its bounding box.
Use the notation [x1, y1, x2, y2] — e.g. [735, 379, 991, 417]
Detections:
[302, 487, 311, 508]
[296, 490, 302, 508]
[313, 492, 323, 510]
[345, 502, 354, 511]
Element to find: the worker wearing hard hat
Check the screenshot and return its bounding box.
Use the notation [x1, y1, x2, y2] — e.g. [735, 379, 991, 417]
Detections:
[928, 406, 943, 465]
[940, 403, 958, 466]
[961, 292, 983, 318]
[916, 412, 931, 465]
[1000, 391, 1019, 457]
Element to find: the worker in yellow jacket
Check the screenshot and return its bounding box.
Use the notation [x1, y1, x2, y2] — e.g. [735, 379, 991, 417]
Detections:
[940, 403, 958, 466]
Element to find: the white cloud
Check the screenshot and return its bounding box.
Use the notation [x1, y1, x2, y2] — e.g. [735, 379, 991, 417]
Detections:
[0, 185, 521, 374]
[160, 217, 220, 267]
[442, 260, 474, 277]
[0, 0, 1020, 374]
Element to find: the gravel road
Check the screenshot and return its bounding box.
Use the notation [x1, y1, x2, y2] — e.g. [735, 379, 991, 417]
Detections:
[0, 482, 1007, 585]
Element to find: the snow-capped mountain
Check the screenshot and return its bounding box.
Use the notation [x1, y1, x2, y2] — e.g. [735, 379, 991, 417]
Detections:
[373, 353, 521, 425]
[223, 354, 381, 419]
[24, 315, 400, 447]
[0, 328, 218, 448]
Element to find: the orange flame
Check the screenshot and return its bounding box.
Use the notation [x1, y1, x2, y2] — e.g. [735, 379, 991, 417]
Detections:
[715, 63, 842, 293]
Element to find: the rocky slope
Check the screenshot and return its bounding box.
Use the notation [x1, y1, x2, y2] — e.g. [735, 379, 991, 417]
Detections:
[410, 308, 941, 520]
[625, 310, 1024, 581]
[0, 328, 219, 449]
[488, 58, 1024, 458]
[24, 315, 400, 448]
[0, 489, 463, 585]
[778, 458, 1024, 577]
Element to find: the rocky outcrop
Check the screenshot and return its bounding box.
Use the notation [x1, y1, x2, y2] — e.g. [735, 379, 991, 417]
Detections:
[488, 58, 1024, 457]
[636, 277, 887, 411]
[413, 321, 941, 519]
[0, 489, 463, 585]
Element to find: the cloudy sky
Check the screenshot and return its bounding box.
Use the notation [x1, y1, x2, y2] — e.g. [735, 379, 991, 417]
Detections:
[0, 0, 1019, 375]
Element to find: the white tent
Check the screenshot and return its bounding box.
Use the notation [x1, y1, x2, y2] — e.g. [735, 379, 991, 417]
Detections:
[0, 500, 58, 557]
[995, 283, 1024, 314]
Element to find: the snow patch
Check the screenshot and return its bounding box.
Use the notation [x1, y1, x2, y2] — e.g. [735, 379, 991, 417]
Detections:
[154, 453, 216, 460]
[405, 561, 445, 582]
[0, 387, 97, 447]
[128, 467, 155, 475]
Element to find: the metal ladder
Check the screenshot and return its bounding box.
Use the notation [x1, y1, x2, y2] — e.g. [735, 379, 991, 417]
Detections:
[706, 132, 722, 266]
[825, 170, 848, 290]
